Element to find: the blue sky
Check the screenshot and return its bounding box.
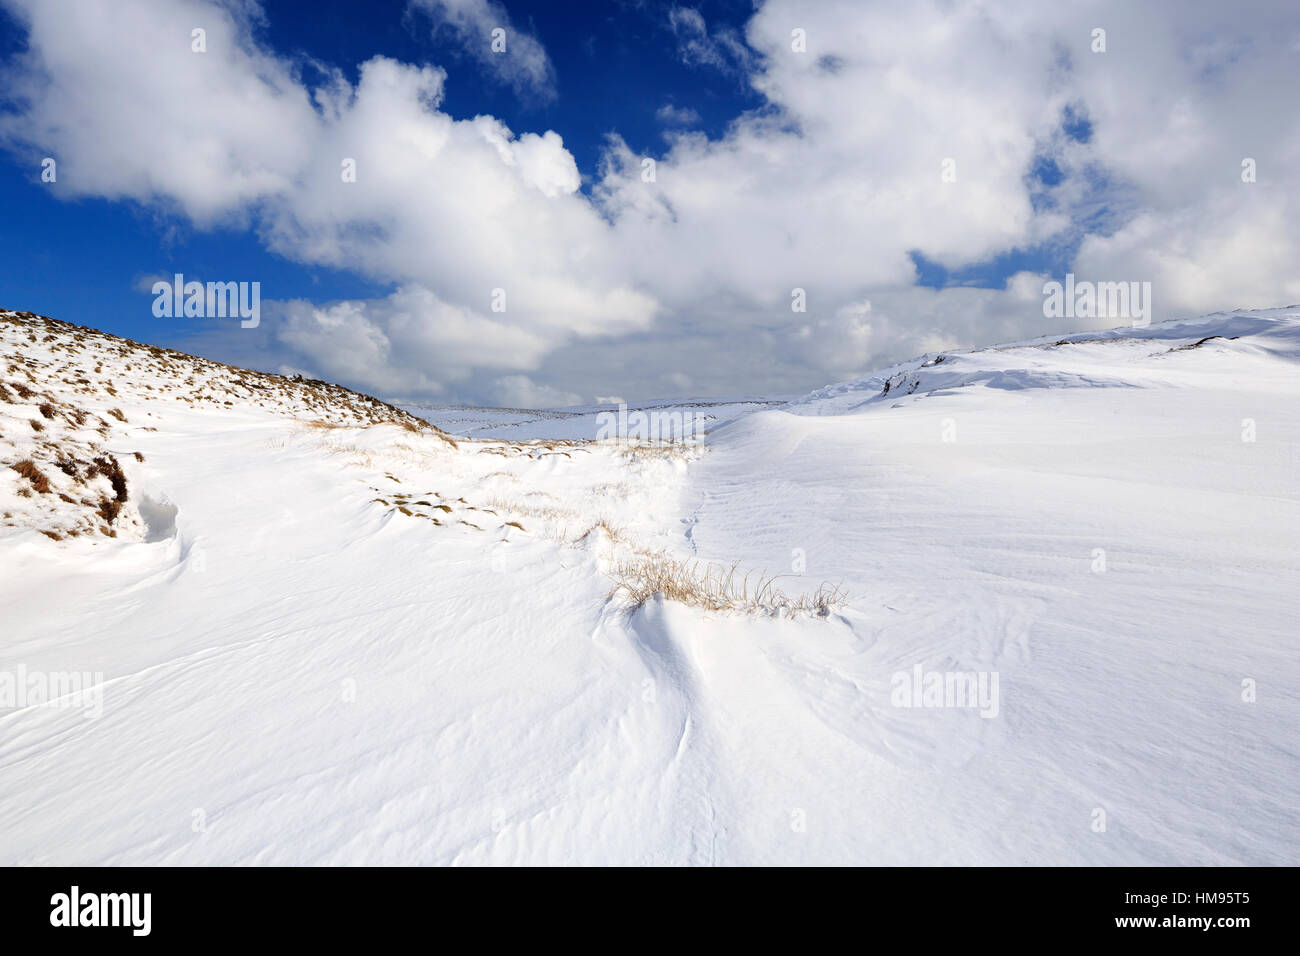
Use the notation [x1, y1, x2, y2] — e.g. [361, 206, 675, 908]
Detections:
[1, 0, 1296, 405]
[0, 0, 769, 349]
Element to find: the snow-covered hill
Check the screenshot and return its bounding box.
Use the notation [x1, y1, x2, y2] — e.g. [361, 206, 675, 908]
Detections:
[1, 305, 1297, 864]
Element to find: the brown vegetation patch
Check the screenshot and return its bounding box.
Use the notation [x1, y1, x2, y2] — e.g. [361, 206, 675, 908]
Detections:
[10, 459, 51, 493]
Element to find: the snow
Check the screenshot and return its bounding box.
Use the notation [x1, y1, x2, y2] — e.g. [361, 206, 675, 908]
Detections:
[396, 398, 787, 441]
[1, 307, 1297, 864]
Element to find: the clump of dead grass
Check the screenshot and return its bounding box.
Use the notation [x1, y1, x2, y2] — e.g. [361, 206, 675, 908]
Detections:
[614, 441, 704, 464]
[608, 555, 845, 618]
[10, 458, 51, 493]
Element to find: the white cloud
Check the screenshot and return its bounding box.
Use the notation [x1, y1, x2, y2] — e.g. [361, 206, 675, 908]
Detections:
[273, 286, 557, 397]
[791, 300, 875, 373]
[492, 374, 581, 409]
[408, 0, 555, 101]
[0, 0, 315, 224]
[667, 6, 753, 75]
[655, 103, 702, 126]
[132, 272, 173, 294]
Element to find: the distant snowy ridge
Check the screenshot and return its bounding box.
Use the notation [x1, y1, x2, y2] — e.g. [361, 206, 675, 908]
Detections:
[781, 307, 1300, 418]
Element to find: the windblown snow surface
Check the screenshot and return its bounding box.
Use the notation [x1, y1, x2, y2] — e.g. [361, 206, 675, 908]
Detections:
[1, 306, 1297, 865]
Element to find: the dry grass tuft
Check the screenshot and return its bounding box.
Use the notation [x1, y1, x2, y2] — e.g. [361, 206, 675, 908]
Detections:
[616, 441, 704, 464]
[609, 555, 845, 618]
[96, 498, 122, 523]
[10, 458, 51, 494]
[88, 455, 128, 504]
[575, 519, 628, 546]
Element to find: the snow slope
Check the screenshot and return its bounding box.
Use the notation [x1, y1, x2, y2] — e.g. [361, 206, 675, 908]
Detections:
[397, 398, 787, 441]
[1, 307, 1297, 864]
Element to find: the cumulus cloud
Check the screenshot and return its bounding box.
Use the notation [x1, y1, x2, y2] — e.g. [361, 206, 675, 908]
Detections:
[0, 0, 315, 223]
[274, 286, 557, 397]
[2, 0, 1298, 405]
